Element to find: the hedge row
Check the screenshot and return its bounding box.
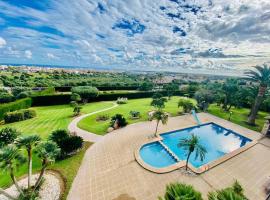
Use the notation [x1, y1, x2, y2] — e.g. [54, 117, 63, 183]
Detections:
[0, 98, 32, 120]
[4, 109, 36, 123]
[55, 86, 139, 92]
[31, 90, 185, 106]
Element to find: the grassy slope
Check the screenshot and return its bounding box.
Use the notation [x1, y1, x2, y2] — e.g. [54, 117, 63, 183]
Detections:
[0, 102, 114, 139]
[78, 96, 195, 135]
[208, 104, 268, 132]
[0, 102, 112, 193]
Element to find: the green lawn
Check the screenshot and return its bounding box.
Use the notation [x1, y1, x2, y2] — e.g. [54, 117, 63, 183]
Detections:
[0, 101, 114, 139]
[0, 102, 113, 197]
[78, 96, 195, 135]
[208, 104, 268, 132]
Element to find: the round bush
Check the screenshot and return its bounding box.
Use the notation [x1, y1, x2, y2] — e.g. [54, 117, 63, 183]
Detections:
[0, 93, 15, 103]
[71, 86, 99, 101]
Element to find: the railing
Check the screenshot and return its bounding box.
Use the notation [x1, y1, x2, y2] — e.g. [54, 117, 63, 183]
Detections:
[159, 141, 180, 162]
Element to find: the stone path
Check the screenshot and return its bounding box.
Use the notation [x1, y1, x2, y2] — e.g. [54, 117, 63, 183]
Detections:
[68, 102, 118, 142]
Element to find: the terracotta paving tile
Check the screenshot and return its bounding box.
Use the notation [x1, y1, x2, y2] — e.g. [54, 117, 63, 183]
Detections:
[68, 113, 269, 200]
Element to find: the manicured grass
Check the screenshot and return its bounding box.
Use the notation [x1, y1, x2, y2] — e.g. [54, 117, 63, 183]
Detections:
[208, 104, 268, 132]
[0, 102, 114, 139]
[78, 96, 195, 135]
[0, 102, 112, 192]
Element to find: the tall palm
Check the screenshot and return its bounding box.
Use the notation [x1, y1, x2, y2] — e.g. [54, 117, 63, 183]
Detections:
[150, 110, 168, 137]
[16, 135, 41, 189]
[34, 141, 60, 190]
[178, 134, 207, 170]
[0, 145, 26, 196]
[245, 64, 270, 125]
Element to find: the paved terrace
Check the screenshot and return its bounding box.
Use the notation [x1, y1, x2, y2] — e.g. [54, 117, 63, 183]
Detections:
[68, 113, 269, 200]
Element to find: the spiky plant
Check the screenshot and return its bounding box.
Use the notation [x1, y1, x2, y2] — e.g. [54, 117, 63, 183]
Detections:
[158, 182, 203, 200]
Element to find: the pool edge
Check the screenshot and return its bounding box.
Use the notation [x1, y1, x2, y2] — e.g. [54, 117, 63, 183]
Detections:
[134, 122, 258, 174]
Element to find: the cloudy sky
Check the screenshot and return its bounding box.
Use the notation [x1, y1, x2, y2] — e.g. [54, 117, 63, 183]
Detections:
[0, 0, 270, 75]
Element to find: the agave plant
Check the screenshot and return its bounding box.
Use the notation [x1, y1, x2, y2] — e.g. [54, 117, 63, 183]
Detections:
[158, 182, 203, 200]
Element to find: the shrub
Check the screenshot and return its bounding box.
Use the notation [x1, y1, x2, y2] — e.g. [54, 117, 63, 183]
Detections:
[60, 136, 83, 155]
[23, 109, 37, 119]
[0, 127, 21, 148]
[110, 114, 127, 128]
[0, 93, 14, 103]
[96, 114, 110, 121]
[16, 91, 32, 99]
[71, 86, 99, 102]
[73, 105, 82, 116]
[116, 97, 128, 104]
[4, 110, 24, 123]
[4, 109, 36, 123]
[178, 98, 195, 113]
[0, 98, 32, 120]
[158, 182, 203, 200]
[49, 129, 83, 158]
[208, 181, 247, 200]
[138, 82, 154, 91]
[129, 111, 140, 119]
[71, 93, 81, 102]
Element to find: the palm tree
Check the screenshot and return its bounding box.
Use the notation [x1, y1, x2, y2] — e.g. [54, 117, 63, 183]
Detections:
[16, 135, 41, 189]
[34, 141, 60, 191]
[245, 64, 270, 125]
[150, 110, 168, 137]
[0, 145, 26, 197]
[158, 182, 203, 200]
[178, 134, 207, 170]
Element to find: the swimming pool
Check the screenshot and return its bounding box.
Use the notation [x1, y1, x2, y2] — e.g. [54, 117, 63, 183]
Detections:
[138, 122, 253, 173]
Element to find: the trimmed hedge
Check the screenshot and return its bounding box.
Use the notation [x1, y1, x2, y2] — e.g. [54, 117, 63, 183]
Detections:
[4, 109, 36, 123]
[0, 98, 32, 120]
[55, 86, 139, 92]
[32, 90, 185, 106]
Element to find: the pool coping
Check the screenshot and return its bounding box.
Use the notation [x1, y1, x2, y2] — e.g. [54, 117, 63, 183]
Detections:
[134, 122, 258, 174]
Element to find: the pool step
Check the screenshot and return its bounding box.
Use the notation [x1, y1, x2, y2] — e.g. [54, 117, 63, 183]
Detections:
[159, 141, 180, 162]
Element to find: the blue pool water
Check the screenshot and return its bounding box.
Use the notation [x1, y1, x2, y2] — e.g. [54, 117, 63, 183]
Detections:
[139, 123, 252, 168]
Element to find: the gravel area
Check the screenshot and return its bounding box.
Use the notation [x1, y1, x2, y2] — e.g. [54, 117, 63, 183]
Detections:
[0, 172, 61, 200]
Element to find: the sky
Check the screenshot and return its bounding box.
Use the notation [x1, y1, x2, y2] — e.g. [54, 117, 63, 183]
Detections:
[0, 0, 270, 75]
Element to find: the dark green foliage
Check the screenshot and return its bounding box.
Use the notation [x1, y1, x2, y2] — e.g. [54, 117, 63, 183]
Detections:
[0, 98, 32, 120]
[158, 182, 203, 200]
[71, 93, 81, 102]
[208, 180, 247, 200]
[16, 91, 31, 99]
[96, 114, 110, 121]
[194, 89, 214, 111]
[0, 127, 21, 148]
[31, 91, 185, 106]
[60, 136, 83, 155]
[49, 129, 83, 158]
[110, 114, 127, 128]
[23, 109, 36, 119]
[164, 83, 179, 99]
[178, 98, 194, 113]
[71, 86, 99, 102]
[151, 93, 167, 109]
[0, 92, 14, 103]
[129, 111, 140, 118]
[4, 109, 36, 123]
[73, 105, 82, 116]
[138, 82, 154, 91]
[11, 87, 31, 97]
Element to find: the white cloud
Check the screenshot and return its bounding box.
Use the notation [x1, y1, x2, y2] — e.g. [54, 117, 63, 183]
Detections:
[24, 50, 32, 59]
[0, 37, 6, 48]
[0, 0, 270, 74]
[47, 53, 57, 59]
